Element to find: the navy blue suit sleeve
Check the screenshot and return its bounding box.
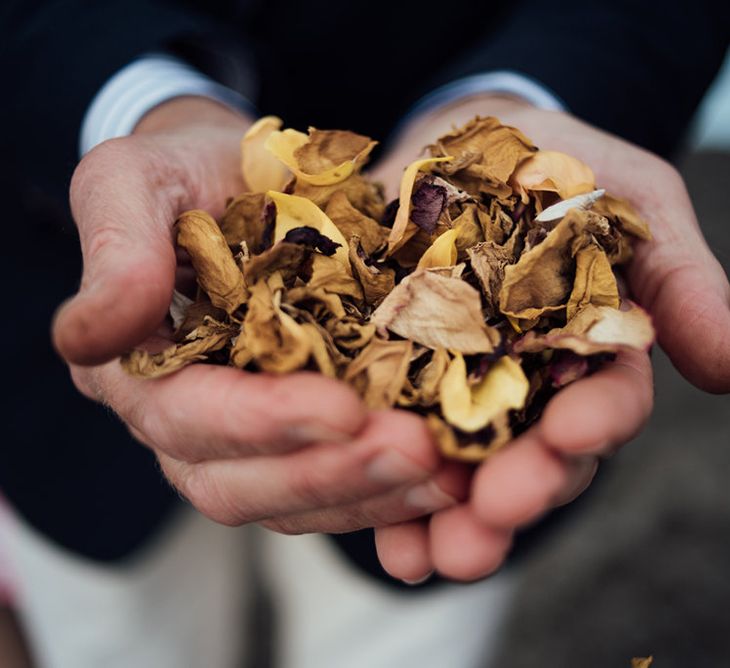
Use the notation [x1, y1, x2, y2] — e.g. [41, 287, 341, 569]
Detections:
[424, 0, 729, 156]
[2, 1, 256, 203]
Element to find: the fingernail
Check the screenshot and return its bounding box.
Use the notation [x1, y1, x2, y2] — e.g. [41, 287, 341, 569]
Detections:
[404, 481, 458, 513]
[366, 450, 429, 485]
[285, 424, 353, 444]
[402, 571, 434, 586]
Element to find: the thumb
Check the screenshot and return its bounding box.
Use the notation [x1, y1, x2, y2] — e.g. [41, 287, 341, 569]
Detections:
[52, 140, 178, 366]
[628, 185, 730, 393]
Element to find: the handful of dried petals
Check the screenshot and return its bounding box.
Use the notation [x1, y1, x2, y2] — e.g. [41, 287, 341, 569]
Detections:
[122, 117, 654, 462]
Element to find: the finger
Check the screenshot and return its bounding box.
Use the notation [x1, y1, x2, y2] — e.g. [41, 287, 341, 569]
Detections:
[53, 139, 180, 366]
[92, 361, 367, 461]
[430, 505, 512, 581]
[537, 348, 653, 456]
[157, 413, 461, 526]
[471, 432, 597, 530]
[627, 170, 730, 393]
[375, 521, 433, 583]
[260, 462, 469, 535]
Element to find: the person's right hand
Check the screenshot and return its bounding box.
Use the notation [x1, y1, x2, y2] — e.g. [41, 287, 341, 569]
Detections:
[53, 97, 464, 535]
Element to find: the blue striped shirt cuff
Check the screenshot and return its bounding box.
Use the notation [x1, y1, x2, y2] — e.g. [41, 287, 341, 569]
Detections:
[79, 53, 257, 156]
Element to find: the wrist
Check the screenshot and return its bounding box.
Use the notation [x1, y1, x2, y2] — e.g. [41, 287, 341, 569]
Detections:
[133, 95, 256, 135]
[391, 94, 535, 153]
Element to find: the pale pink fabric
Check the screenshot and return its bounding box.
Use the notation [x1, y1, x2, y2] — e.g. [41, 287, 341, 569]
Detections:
[0, 494, 17, 604]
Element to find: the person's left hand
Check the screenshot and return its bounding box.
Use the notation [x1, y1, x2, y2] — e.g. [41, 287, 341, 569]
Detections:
[368, 94, 729, 582]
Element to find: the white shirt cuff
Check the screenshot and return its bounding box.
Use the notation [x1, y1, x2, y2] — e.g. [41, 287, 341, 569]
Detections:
[404, 70, 566, 122]
[79, 53, 256, 156]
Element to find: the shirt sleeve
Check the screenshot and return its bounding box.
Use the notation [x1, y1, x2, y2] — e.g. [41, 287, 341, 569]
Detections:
[80, 53, 257, 156]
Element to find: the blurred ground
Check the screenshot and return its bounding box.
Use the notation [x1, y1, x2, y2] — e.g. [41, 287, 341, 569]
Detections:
[491, 150, 730, 668]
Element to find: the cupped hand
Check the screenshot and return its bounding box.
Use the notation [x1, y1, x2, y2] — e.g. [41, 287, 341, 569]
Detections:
[371, 95, 730, 582]
[53, 97, 461, 534]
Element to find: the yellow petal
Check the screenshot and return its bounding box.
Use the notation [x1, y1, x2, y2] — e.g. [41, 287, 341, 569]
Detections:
[416, 228, 459, 269]
[267, 191, 350, 269]
[240, 116, 290, 192]
[440, 353, 529, 432]
[512, 150, 595, 202]
[387, 156, 453, 255]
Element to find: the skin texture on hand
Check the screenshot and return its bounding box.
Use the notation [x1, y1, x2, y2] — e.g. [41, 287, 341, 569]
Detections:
[53, 96, 463, 538]
[370, 94, 730, 583]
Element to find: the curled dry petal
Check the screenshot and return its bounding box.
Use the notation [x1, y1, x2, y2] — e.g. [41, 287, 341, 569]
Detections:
[348, 236, 395, 307]
[427, 413, 513, 463]
[386, 157, 453, 256]
[242, 277, 312, 373]
[592, 193, 652, 240]
[325, 190, 389, 255]
[440, 353, 529, 432]
[372, 269, 499, 353]
[499, 209, 605, 322]
[514, 302, 655, 355]
[511, 150, 596, 203]
[219, 192, 268, 251]
[265, 127, 376, 186]
[176, 210, 247, 314]
[343, 338, 413, 409]
[429, 116, 536, 198]
[566, 243, 619, 319]
[122, 319, 235, 379]
[416, 228, 459, 269]
[241, 116, 290, 193]
[268, 191, 351, 269]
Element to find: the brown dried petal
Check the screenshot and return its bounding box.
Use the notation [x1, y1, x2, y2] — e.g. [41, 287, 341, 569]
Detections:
[293, 174, 385, 221]
[499, 209, 603, 322]
[325, 190, 389, 255]
[121, 320, 234, 379]
[372, 270, 499, 353]
[468, 241, 513, 319]
[430, 116, 536, 197]
[219, 192, 268, 252]
[514, 302, 655, 355]
[243, 278, 312, 373]
[348, 236, 395, 307]
[177, 210, 247, 314]
[566, 243, 619, 319]
[344, 338, 413, 409]
[427, 413, 513, 463]
[592, 193, 652, 240]
[243, 241, 310, 285]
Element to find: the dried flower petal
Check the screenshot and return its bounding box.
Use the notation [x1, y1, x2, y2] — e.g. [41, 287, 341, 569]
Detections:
[511, 150, 596, 202]
[387, 157, 453, 255]
[372, 269, 499, 353]
[440, 353, 529, 432]
[176, 210, 247, 314]
[344, 338, 413, 409]
[324, 190, 389, 254]
[241, 116, 290, 193]
[268, 191, 350, 269]
[265, 127, 376, 186]
[514, 302, 655, 355]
